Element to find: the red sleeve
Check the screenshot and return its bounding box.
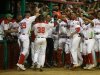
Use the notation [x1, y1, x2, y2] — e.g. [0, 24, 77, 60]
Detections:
[0, 18, 4, 24]
[31, 31, 35, 41]
[4, 19, 9, 24]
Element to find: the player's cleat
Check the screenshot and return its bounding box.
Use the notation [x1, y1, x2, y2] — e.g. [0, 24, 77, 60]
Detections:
[70, 64, 80, 70]
[96, 63, 100, 69]
[33, 62, 38, 70]
[45, 63, 51, 68]
[17, 67, 20, 71]
[87, 64, 95, 70]
[39, 66, 43, 72]
[73, 64, 80, 68]
[83, 64, 89, 69]
[81, 64, 86, 68]
[98, 66, 100, 69]
[66, 64, 72, 70]
[53, 62, 57, 67]
[16, 63, 26, 71]
[30, 65, 34, 69]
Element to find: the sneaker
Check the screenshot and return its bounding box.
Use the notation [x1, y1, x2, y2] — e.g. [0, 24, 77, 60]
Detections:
[53, 62, 57, 67]
[34, 62, 38, 70]
[17, 67, 20, 71]
[73, 64, 80, 68]
[39, 66, 43, 72]
[16, 63, 26, 71]
[98, 65, 100, 68]
[81, 64, 86, 68]
[30, 65, 34, 69]
[70, 64, 80, 70]
[45, 63, 51, 68]
[83, 64, 89, 69]
[87, 64, 95, 70]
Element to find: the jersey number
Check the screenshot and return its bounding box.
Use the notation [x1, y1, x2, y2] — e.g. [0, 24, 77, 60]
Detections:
[37, 27, 45, 33]
[21, 22, 26, 29]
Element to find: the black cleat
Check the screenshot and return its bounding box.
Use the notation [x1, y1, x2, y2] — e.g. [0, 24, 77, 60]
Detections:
[45, 63, 51, 68]
[39, 66, 43, 72]
[33, 62, 38, 70]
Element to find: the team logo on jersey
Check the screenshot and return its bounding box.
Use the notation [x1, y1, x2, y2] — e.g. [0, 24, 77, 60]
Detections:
[21, 22, 26, 29]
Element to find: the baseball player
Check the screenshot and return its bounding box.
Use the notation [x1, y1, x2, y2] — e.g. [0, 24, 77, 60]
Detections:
[30, 30, 36, 68]
[45, 15, 54, 67]
[64, 24, 72, 68]
[0, 14, 18, 40]
[16, 11, 40, 71]
[81, 17, 95, 70]
[0, 14, 13, 34]
[9, 19, 19, 39]
[32, 15, 53, 71]
[56, 14, 68, 67]
[92, 10, 100, 68]
[68, 12, 81, 68]
[52, 23, 59, 67]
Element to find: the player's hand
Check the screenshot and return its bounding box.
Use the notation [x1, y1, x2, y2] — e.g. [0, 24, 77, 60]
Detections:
[69, 32, 76, 38]
[69, 34, 73, 38]
[35, 13, 40, 17]
[35, 7, 40, 13]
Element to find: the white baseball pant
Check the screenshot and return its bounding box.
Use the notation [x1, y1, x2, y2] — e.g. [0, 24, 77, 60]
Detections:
[33, 38, 47, 68]
[70, 34, 81, 65]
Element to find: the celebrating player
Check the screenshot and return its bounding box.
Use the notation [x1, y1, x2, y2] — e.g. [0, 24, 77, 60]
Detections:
[16, 11, 40, 71]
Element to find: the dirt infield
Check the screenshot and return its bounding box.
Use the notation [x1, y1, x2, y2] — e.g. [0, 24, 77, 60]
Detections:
[0, 68, 100, 75]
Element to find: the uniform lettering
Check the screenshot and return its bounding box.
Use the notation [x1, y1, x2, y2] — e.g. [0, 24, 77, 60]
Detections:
[37, 27, 45, 33]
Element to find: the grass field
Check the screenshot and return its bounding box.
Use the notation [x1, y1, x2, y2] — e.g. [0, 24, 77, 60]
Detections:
[0, 68, 100, 75]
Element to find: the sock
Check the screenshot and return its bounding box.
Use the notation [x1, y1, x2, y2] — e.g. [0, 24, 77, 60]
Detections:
[82, 55, 87, 65]
[88, 53, 93, 64]
[65, 53, 71, 65]
[18, 54, 25, 64]
[57, 49, 62, 66]
[96, 51, 100, 63]
[53, 51, 57, 63]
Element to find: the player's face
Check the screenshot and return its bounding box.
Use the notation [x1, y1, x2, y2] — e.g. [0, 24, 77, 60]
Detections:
[25, 13, 31, 19]
[17, 15, 22, 21]
[46, 15, 51, 21]
[7, 17, 12, 21]
[70, 13, 76, 20]
[61, 15, 66, 20]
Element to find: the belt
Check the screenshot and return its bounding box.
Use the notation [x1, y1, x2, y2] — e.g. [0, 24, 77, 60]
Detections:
[85, 38, 92, 40]
[20, 33, 28, 35]
[59, 36, 68, 38]
[66, 36, 70, 39]
[19, 32, 28, 35]
[22, 33, 25, 35]
[37, 37, 45, 38]
[78, 34, 81, 37]
[95, 33, 100, 35]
